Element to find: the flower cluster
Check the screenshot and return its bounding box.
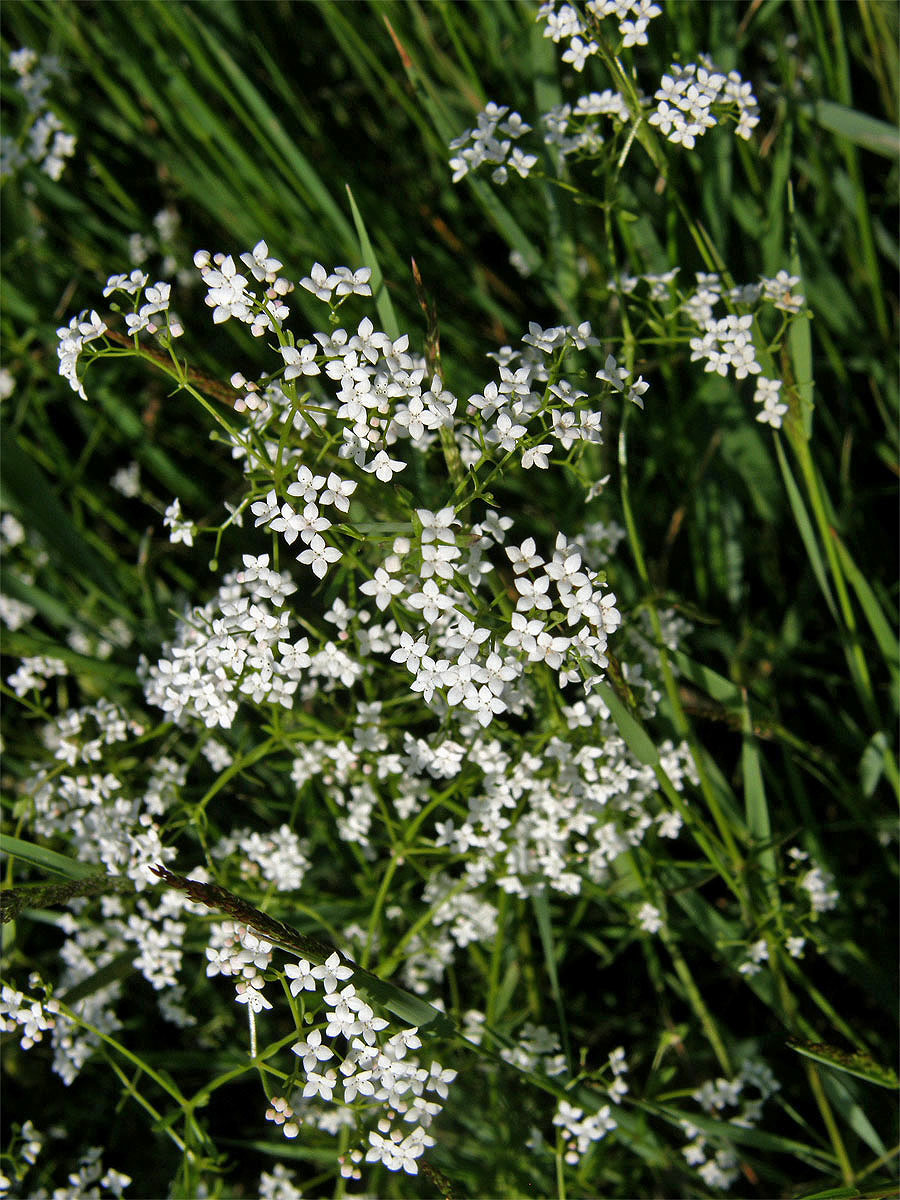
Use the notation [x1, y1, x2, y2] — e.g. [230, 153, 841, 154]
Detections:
[553, 1099, 617, 1164]
[543, 89, 631, 159]
[1, 47, 77, 181]
[618, 268, 805, 429]
[26, 737, 177, 888]
[546, 1046, 628, 1164]
[34, 230, 817, 1195]
[195, 244, 291, 335]
[753, 377, 788, 428]
[789, 848, 839, 915]
[450, 6, 758, 183]
[283, 967, 456, 1178]
[213, 825, 311, 893]
[142, 561, 303, 728]
[649, 58, 760, 148]
[38, 695, 143, 767]
[681, 1060, 780, 1191]
[540, 0, 663, 59]
[47, 253, 649, 745]
[56, 310, 107, 401]
[0, 1138, 132, 1200]
[200, 928, 458, 1179]
[6, 653, 68, 698]
[0, 984, 60, 1050]
[448, 103, 538, 184]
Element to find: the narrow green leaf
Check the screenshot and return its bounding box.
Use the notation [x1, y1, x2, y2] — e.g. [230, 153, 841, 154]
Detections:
[345, 185, 401, 342]
[819, 1071, 887, 1159]
[184, 10, 356, 251]
[804, 99, 900, 159]
[492, 959, 520, 1023]
[787, 1038, 899, 1089]
[741, 700, 777, 900]
[381, 13, 542, 274]
[532, 890, 572, 1071]
[59, 953, 136, 1006]
[788, 181, 815, 439]
[592, 681, 659, 767]
[859, 732, 888, 798]
[670, 651, 741, 705]
[773, 436, 836, 618]
[0, 836, 98, 881]
[0, 428, 119, 597]
[830, 529, 900, 679]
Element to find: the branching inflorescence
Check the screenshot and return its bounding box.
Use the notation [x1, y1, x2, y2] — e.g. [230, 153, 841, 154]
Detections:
[2, 3, 852, 1196]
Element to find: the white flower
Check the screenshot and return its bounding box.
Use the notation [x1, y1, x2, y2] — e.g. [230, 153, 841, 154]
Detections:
[521, 443, 553, 469]
[486, 409, 527, 452]
[251, 489, 281, 528]
[332, 266, 373, 297]
[235, 980, 272, 1012]
[390, 631, 430, 671]
[319, 472, 357, 512]
[360, 567, 404, 611]
[296, 534, 342, 578]
[637, 902, 662, 933]
[417, 506, 459, 543]
[753, 376, 782, 404]
[364, 450, 406, 481]
[407, 579, 455, 625]
[163, 498, 195, 546]
[312, 952, 354, 992]
[300, 262, 339, 301]
[509, 147, 539, 178]
[292, 1028, 334, 1073]
[240, 239, 283, 282]
[506, 537, 544, 574]
[515, 574, 552, 612]
[303, 1069, 337, 1101]
[284, 959, 317, 996]
[280, 342, 320, 379]
[561, 36, 599, 71]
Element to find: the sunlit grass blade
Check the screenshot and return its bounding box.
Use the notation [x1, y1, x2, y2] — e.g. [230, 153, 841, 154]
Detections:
[788, 1039, 899, 1091]
[829, 529, 900, 683]
[592, 680, 659, 767]
[345, 185, 400, 342]
[803, 99, 900, 159]
[0, 835, 99, 881]
[773, 435, 837, 618]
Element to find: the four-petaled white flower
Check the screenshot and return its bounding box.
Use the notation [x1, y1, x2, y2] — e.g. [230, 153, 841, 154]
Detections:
[292, 1027, 334, 1073]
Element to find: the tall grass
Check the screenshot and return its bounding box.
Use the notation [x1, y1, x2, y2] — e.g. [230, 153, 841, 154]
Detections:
[1, 2, 897, 1197]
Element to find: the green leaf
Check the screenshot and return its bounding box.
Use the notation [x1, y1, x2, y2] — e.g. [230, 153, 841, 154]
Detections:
[345, 185, 401, 342]
[0, 428, 120, 598]
[788, 181, 815, 439]
[532, 890, 571, 1071]
[670, 651, 740, 706]
[60, 953, 136, 1006]
[860, 732, 888, 798]
[741, 700, 777, 902]
[804, 99, 900, 159]
[592, 681, 659, 767]
[830, 529, 900, 682]
[787, 1038, 899, 1089]
[0, 835, 98, 881]
[773, 435, 836, 618]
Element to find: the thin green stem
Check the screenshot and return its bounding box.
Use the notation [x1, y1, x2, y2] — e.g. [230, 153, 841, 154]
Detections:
[618, 411, 747, 894]
[659, 928, 732, 1076]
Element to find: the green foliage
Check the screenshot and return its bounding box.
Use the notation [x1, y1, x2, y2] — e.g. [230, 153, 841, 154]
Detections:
[1, 1, 897, 1198]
